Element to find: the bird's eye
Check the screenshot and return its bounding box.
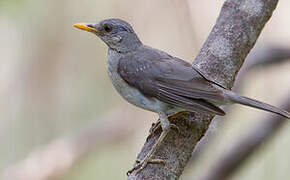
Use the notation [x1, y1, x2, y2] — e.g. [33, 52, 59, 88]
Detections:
[103, 24, 112, 32]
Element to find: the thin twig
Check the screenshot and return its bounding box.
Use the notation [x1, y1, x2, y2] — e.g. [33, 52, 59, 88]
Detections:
[200, 99, 290, 180]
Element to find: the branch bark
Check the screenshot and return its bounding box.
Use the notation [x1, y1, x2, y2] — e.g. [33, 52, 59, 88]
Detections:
[127, 0, 279, 179]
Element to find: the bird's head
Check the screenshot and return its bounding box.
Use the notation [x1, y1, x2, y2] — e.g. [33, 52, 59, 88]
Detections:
[74, 18, 142, 53]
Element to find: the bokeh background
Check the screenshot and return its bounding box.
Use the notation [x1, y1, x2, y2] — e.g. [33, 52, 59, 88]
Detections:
[0, 0, 290, 179]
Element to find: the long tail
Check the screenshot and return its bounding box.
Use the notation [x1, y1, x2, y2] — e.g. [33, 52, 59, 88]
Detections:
[224, 90, 290, 118]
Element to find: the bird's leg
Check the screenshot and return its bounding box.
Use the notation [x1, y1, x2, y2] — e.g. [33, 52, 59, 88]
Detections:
[127, 113, 177, 175]
[147, 111, 187, 140]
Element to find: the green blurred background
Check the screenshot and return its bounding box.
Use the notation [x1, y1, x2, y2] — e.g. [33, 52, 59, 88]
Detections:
[0, 0, 289, 179]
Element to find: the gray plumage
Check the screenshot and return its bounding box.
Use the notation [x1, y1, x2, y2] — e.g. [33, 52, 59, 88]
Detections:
[75, 18, 290, 120]
[117, 45, 226, 116]
[74, 18, 290, 174]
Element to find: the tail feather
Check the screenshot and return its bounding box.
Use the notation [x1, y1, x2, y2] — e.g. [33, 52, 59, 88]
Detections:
[224, 91, 290, 118]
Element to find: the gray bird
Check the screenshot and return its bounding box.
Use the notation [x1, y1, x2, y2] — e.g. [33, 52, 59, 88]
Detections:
[73, 18, 290, 173]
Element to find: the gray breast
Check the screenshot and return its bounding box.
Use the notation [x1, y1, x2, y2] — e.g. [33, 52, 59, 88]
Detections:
[106, 49, 167, 113]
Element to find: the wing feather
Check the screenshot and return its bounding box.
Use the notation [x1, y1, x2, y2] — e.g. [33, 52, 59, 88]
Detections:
[118, 45, 226, 116]
[156, 81, 225, 102]
[157, 89, 225, 115]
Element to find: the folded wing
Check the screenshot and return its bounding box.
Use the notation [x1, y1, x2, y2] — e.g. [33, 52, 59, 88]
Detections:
[118, 46, 226, 116]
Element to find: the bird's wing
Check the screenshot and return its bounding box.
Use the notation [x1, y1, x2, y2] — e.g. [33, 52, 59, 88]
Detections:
[118, 46, 225, 115]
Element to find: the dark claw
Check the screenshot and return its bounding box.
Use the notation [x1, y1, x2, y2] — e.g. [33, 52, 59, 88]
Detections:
[127, 158, 166, 175]
[127, 164, 141, 175]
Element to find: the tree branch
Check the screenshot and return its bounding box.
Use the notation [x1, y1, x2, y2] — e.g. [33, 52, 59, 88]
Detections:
[187, 44, 290, 166]
[127, 0, 278, 179]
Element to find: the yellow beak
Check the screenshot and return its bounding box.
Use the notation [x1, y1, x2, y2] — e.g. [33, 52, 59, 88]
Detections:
[73, 23, 98, 33]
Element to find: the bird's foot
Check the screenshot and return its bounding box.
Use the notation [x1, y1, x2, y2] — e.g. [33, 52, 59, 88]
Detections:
[127, 155, 165, 175]
[128, 113, 182, 175]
